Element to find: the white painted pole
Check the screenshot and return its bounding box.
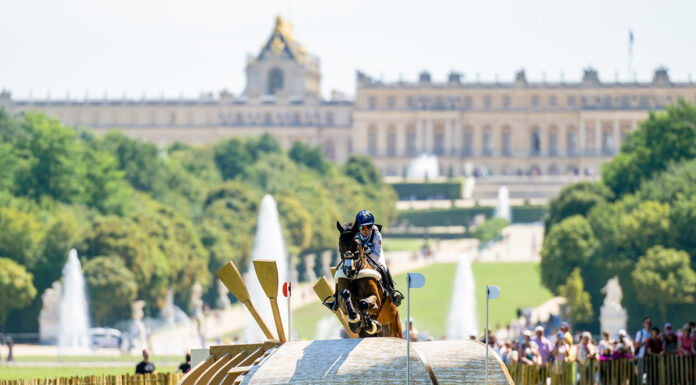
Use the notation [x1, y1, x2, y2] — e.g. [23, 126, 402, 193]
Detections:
[407, 275, 411, 385]
[486, 286, 489, 385]
[287, 289, 292, 342]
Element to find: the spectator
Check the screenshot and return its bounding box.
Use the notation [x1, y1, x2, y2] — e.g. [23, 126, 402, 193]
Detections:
[5, 336, 14, 362]
[647, 327, 663, 356]
[552, 332, 570, 373]
[618, 329, 635, 356]
[408, 318, 419, 342]
[559, 322, 573, 347]
[634, 317, 651, 359]
[519, 330, 540, 366]
[678, 324, 694, 355]
[177, 353, 192, 374]
[500, 341, 519, 365]
[135, 349, 156, 375]
[664, 323, 679, 355]
[598, 329, 613, 354]
[577, 331, 598, 365]
[532, 325, 553, 364]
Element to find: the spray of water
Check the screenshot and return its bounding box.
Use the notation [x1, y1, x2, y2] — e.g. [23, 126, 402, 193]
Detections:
[315, 316, 341, 340]
[446, 253, 478, 339]
[406, 154, 440, 180]
[58, 249, 91, 353]
[244, 195, 289, 342]
[494, 186, 511, 223]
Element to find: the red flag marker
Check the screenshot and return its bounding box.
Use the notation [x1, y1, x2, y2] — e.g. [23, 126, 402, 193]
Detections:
[282, 282, 291, 297]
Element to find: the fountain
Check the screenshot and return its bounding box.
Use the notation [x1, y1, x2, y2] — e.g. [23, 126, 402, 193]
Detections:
[406, 154, 439, 180]
[494, 186, 511, 222]
[315, 316, 341, 340]
[446, 253, 478, 339]
[57, 249, 91, 354]
[244, 195, 289, 342]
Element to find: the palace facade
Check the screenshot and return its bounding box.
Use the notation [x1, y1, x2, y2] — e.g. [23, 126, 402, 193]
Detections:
[2, 16, 696, 177]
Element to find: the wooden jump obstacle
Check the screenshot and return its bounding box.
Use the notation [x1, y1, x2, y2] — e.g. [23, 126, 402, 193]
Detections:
[207, 259, 513, 384]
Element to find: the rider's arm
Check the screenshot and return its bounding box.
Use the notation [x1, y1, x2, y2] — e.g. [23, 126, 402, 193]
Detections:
[372, 228, 383, 256]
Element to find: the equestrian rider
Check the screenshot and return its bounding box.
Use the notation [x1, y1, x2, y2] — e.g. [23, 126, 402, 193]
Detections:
[353, 210, 403, 306]
[323, 210, 404, 311]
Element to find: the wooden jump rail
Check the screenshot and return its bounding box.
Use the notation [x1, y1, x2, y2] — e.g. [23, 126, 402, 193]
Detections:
[507, 354, 696, 385]
[0, 373, 183, 385]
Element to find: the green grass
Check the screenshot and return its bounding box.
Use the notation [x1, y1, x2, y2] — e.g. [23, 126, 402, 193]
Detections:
[0, 366, 177, 380]
[14, 355, 182, 363]
[291, 262, 552, 340]
[381, 237, 430, 252]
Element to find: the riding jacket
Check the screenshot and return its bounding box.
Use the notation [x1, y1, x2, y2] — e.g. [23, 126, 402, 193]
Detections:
[358, 225, 386, 267]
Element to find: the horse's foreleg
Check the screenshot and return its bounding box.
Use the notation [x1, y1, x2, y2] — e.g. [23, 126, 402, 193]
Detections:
[339, 288, 362, 334]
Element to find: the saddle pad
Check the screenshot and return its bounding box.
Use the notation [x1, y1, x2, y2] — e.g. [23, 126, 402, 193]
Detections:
[334, 268, 381, 282]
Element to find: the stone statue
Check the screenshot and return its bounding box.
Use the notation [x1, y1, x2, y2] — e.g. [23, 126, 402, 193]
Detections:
[320, 250, 333, 279]
[129, 300, 148, 353]
[190, 282, 206, 346]
[599, 276, 627, 338]
[303, 254, 317, 282]
[216, 279, 231, 310]
[160, 288, 176, 327]
[39, 281, 62, 344]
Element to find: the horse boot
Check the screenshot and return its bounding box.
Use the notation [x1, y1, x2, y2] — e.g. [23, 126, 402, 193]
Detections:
[322, 284, 340, 311]
[384, 269, 404, 306]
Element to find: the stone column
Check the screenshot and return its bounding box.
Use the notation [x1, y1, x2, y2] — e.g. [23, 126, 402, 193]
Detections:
[303, 254, 316, 282]
[613, 119, 620, 153]
[320, 250, 333, 279]
[425, 119, 434, 154]
[377, 122, 388, 156]
[579, 119, 586, 155]
[396, 122, 406, 156]
[444, 120, 454, 155]
[540, 124, 548, 157]
[559, 124, 568, 157]
[416, 119, 424, 153]
[594, 118, 601, 153]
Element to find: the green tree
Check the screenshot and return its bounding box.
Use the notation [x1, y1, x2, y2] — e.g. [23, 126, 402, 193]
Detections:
[0, 207, 45, 269]
[214, 138, 251, 180]
[83, 256, 138, 325]
[471, 217, 509, 243]
[344, 155, 383, 186]
[0, 257, 37, 329]
[558, 267, 594, 325]
[289, 141, 328, 173]
[245, 133, 281, 161]
[540, 215, 596, 293]
[603, 100, 696, 197]
[545, 182, 613, 232]
[632, 246, 696, 321]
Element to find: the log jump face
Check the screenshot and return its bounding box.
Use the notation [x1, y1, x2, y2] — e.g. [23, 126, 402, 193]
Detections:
[216, 262, 275, 340]
[252, 260, 287, 342]
[312, 277, 359, 339]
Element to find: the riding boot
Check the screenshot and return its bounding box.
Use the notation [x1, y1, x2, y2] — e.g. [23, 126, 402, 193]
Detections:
[322, 284, 339, 311]
[384, 269, 404, 306]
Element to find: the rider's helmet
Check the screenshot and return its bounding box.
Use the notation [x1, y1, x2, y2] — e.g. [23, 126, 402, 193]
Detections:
[355, 210, 375, 227]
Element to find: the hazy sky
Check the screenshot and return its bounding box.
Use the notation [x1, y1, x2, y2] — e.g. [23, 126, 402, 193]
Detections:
[2, 0, 694, 100]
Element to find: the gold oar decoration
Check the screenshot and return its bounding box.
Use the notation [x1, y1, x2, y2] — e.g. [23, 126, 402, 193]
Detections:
[217, 261, 276, 340]
[253, 260, 287, 342]
[313, 276, 359, 338]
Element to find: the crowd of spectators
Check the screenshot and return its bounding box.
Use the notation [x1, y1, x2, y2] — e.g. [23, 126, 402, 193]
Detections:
[488, 317, 696, 370]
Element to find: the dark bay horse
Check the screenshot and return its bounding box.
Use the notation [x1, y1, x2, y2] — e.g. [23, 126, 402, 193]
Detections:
[335, 221, 403, 338]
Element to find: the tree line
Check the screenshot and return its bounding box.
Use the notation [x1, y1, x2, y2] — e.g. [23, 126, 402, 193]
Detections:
[541, 100, 696, 330]
[0, 109, 396, 330]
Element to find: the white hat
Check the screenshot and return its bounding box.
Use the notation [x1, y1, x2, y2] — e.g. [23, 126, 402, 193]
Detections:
[619, 329, 627, 337]
[535, 325, 544, 333]
[523, 330, 532, 337]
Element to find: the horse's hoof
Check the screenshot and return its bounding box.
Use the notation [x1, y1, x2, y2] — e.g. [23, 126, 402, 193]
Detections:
[340, 289, 351, 300]
[348, 313, 361, 324]
[366, 320, 382, 335]
[358, 299, 369, 312]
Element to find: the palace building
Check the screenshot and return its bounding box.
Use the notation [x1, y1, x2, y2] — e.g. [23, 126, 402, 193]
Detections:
[2, 16, 696, 178]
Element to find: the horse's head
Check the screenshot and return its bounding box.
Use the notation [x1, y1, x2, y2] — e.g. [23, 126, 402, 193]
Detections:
[336, 221, 365, 280]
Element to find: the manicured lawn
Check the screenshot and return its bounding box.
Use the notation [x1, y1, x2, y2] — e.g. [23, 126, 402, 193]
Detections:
[381, 237, 430, 252]
[291, 261, 552, 340]
[13, 355, 181, 363]
[0, 366, 177, 380]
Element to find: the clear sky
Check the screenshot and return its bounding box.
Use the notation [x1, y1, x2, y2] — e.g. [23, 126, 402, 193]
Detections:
[2, 0, 694, 100]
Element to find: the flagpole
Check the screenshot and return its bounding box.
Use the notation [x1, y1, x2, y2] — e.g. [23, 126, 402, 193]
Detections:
[407, 275, 411, 385]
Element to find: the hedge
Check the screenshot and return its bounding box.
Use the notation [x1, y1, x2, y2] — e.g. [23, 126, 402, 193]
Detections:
[395, 205, 547, 227]
[390, 182, 462, 200]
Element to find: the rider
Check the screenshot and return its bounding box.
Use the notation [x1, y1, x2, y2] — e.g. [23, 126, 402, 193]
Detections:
[323, 210, 404, 311]
[354, 210, 404, 306]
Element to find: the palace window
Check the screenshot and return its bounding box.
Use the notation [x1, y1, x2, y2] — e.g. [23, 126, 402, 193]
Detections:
[548, 127, 559, 156]
[368, 96, 377, 110]
[502, 127, 512, 156]
[406, 126, 417, 156]
[567, 127, 577, 155]
[482, 127, 493, 156]
[324, 140, 336, 160]
[502, 95, 511, 108]
[483, 96, 492, 109]
[530, 127, 541, 155]
[325, 111, 334, 126]
[387, 126, 397, 156]
[387, 96, 396, 109]
[268, 68, 284, 95]
[549, 95, 557, 107]
[463, 126, 473, 156]
[567, 95, 576, 107]
[531, 95, 539, 108]
[434, 125, 445, 155]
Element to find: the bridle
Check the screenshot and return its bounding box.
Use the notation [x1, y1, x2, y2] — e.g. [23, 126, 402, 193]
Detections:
[341, 240, 364, 279]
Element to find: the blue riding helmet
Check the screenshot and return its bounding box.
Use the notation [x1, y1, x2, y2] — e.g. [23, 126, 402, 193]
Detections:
[355, 210, 375, 226]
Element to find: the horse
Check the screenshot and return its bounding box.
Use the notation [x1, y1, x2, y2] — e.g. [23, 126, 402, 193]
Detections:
[334, 221, 403, 338]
